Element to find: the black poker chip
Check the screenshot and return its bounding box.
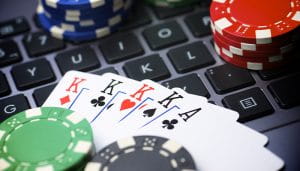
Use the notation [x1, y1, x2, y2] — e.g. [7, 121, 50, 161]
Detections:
[84, 135, 197, 171]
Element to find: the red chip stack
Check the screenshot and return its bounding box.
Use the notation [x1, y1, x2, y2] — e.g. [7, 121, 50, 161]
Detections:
[210, 0, 300, 70]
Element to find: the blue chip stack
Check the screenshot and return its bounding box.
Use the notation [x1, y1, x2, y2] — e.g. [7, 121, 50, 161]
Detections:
[37, 0, 133, 42]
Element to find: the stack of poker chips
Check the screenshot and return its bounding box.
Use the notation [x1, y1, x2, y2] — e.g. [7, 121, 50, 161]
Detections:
[36, 0, 133, 42]
[210, 0, 300, 70]
[144, 0, 200, 8]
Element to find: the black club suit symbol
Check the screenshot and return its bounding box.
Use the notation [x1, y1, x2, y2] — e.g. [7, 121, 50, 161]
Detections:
[162, 119, 178, 130]
[91, 96, 105, 107]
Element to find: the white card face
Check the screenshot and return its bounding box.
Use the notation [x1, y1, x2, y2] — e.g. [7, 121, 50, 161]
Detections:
[131, 104, 281, 171]
[103, 80, 208, 131]
[43, 71, 138, 122]
[43, 71, 90, 109]
[101, 97, 266, 147]
[92, 87, 267, 152]
[90, 74, 156, 130]
[91, 100, 282, 171]
[91, 76, 205, 150]
[92, 77, 206, 128]
[113, 87, 226, 132]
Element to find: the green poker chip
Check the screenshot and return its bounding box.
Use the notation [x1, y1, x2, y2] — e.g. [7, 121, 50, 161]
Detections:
[0, 107, 93, 171]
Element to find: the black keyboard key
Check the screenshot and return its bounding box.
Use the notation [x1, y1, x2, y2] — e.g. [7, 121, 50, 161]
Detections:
[0, 72, 10, 97]
[206, 64, 255, 94]
[33, 84, 57, 106]
[0, 17, 30, 38]
[93, 67, 119, 75]
[168, 41, 215, 73]
[153, 6, 193, 19]
[185, 11, 211, 37]
[56, 46, 101, 74]
[23, 31, 65, 57]
[120, 2, 152, 30]
[200, 0, 212, 7]
[123, 54, 170, 81]
[258, 69, 288, 81]
[223, 88, 274, 122]
[258, 64, 300, 81]
[143, 21, 188, 50]
[99, 33, 144, 63]
[0, 94, 30, 122]
[162, 73, 210, 98]
[268, 74, 300, 109]
[0, 40, 22, 67]
[11, 59, 56, 90]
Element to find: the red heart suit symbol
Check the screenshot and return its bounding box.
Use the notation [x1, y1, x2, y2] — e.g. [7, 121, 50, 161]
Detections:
[120, 99, 136, 110]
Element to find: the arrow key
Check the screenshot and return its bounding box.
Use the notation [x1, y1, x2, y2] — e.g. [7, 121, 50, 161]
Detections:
[123, 54, 170, 81]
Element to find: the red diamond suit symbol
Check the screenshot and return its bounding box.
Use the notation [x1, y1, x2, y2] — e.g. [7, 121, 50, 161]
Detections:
[60, 95, 70, 105]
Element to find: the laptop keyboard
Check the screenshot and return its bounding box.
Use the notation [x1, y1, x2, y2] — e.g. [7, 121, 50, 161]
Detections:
[0, 1, 299, 132]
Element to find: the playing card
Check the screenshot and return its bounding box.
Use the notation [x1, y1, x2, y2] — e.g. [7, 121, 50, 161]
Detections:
[101, 101, 281, 171]
[93, 82, 267, 154]
[89, 73, 158, 126]
[43, 71, 89, 109]
[43, 71, 138, 122]
[134, 119, 283, 171]
[92, 74, 207, 128]
[100, 90, 267, 147]
[111, 80, 211, 131]
[91, 96, 281, 171]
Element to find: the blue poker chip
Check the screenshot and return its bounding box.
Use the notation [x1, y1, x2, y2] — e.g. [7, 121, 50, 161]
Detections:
[41, 5, 128, 32]
[36, 0, 133, 42]
[84, 136, 197, 171]
[43, 0, 115, 10]
[41, 0, 131, 18]
[37, 6, 122, 42]
[42, 4, 128, 23]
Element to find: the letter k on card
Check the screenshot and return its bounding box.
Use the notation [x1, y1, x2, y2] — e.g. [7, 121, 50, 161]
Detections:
[43, 71, 88, 108]
[119, 84, 154, 111]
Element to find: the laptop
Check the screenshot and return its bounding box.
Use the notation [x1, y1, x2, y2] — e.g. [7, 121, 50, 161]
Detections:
[0, 0, 299, 170]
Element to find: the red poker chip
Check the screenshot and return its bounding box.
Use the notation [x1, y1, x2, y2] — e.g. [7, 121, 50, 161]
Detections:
[213, 40, 291, 63]
[213, 33, 297, 58]
[213, 42, 296, 70]
[210, 0, 300, 45]
[211, 22, 299, 53]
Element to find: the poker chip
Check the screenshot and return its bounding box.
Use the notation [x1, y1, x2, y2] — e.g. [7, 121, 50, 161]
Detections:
[37, 0, 133, 42]
[44, 0, 122, 10]
[210, 0, 300, 70]
[0, 107, 93, 170]
[84, 135, 197, 171]
[210, 0, 300, 44]
[144, 0, 200, 8]
[211, 22, 300, 54]
[214, 42, 296, 70]
[213, 33, 298, 59]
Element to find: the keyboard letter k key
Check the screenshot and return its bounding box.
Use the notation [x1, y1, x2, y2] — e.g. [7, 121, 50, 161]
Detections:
[141, 63, 153, 74]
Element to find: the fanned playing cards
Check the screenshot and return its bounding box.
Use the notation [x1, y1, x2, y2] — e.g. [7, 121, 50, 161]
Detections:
[43, 71, 284, 171]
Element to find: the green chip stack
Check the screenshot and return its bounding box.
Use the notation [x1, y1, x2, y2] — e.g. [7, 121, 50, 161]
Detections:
[0, 107, 93, 171]
[144, 0, 200, 7]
